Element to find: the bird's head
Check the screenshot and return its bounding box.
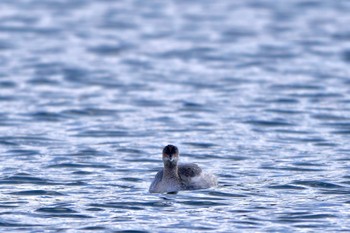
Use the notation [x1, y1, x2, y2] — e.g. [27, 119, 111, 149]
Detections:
[162, 145, 179, 168]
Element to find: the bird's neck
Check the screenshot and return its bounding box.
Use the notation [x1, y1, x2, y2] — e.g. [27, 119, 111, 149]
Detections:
[163, 164, 179, 179]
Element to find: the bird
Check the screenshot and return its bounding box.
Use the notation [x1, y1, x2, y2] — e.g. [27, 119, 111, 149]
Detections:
[149, 145, 217, 193]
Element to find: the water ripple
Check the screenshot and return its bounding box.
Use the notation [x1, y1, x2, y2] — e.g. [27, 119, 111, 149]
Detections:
[36, 207, 77, 214]
[9, 190, 65, 196]
[292, 181, 344, 189]
[1, 0, 350, 231]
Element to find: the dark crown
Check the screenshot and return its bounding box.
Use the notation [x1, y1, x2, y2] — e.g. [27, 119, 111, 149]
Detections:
[163, 145, 178, 155]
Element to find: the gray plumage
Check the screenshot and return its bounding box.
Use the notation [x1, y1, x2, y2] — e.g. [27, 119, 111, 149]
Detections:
[149, 145, 217, 193]
[149, 163, 203, 193]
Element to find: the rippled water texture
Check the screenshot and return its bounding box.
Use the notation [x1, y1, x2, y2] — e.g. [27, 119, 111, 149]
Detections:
[1, 0, 350, 232]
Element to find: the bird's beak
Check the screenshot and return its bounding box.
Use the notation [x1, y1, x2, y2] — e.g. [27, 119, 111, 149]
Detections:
[169, 155, 174, 162]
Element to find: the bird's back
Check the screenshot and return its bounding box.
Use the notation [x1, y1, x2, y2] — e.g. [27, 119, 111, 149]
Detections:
[178, 163, 202, 179]
[178, 163, 216, 190]
[149, 163, 216, 193]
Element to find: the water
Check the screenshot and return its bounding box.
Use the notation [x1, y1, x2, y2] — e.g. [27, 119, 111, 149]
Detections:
[1, 0, 350, 231]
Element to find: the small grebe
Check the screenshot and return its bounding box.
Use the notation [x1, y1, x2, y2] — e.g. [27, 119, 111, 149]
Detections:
[149, 145, 217, 193]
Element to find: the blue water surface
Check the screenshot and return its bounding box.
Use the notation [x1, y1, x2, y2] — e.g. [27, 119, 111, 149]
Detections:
[1, 0, 350, 232]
